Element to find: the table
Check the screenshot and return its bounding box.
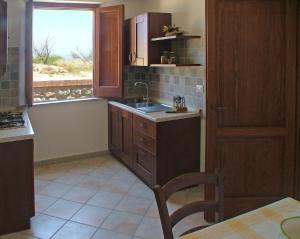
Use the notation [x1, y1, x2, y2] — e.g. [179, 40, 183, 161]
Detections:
[180, 197, 300, 239]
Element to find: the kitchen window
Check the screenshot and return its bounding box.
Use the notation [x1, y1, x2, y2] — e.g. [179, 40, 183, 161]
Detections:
[25, 1, 124, 105]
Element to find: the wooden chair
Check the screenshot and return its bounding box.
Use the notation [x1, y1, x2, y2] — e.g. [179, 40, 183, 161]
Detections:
[153, 169, 224, 239]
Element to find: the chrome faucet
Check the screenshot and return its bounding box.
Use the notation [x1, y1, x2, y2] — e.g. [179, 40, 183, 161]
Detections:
[134, 82, 150, 102]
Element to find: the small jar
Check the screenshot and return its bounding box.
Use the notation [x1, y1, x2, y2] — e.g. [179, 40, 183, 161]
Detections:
[161, 51, 169, 64]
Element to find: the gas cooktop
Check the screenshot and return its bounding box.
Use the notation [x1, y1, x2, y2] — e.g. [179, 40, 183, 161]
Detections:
[0, 111, 25, 130]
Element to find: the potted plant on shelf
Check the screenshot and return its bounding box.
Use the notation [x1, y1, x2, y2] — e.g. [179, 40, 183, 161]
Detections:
[162, 25, 183, 37]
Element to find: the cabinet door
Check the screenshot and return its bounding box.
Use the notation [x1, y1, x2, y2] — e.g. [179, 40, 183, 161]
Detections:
[134, 14, 148, 66]
[120, 110, 133, 167]
[133, 146, 155, 186]
[0, 140, 34, 235]
[94, 5, 124, 98]
[108, 105, 122, 158]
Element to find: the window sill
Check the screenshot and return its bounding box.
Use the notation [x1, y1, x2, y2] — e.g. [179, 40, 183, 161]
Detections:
[32, 97, 106, 106]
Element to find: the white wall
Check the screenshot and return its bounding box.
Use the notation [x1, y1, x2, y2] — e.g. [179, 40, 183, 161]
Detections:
[28, 99, 108, 161]
[143, 0, 205, 35]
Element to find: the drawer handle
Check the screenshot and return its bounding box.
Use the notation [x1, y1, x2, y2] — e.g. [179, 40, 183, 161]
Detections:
[139, 122, 147, 129]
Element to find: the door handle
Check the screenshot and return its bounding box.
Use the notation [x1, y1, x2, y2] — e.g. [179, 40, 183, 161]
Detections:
[129, 52, 133, 64]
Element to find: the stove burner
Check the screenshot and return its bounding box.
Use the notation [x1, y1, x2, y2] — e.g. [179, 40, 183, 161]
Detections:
[0, 111, 25, 129]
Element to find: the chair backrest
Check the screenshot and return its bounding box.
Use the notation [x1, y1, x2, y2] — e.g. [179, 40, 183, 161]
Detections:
[153, 168, 224, 239]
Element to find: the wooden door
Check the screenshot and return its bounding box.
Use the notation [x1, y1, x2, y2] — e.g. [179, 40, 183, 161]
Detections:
[108, 105, 122, 158]
[206, 0, 298, 219]
[120, 110, 133, 167]
[135, 14, 148, 66]
[94, 5, 124, 98]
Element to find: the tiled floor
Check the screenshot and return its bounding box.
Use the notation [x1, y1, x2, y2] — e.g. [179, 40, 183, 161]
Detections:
[0, 154, 205, 239]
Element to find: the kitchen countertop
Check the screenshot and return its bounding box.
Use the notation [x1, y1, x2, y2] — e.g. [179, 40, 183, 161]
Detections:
[109, 101, 201, 122]
[0, 111, 35, 143]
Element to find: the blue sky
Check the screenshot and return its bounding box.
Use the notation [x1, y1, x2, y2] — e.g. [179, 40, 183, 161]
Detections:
[33, 9, 93, 58]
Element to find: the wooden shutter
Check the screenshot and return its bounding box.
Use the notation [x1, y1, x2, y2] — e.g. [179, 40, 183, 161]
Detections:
[25, 0, 33, 106]
[94, 5, 124, 98]
[0, 0, 7, 76]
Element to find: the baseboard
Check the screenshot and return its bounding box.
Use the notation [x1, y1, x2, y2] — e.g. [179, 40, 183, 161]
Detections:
[34, 150, 109, 166]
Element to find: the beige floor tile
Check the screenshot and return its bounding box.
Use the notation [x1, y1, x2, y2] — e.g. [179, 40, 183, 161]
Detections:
[23, 214, 66, 239]
[91, 229, 131, 239]
[62, 186, 97, 203]
[135, 217, 164, 239]
[44, 199, 83, 220]
[68, 163, 98, 175]
[78, 176, 107, 190]
[145, 201, 160, 218]
[35, 169, 65, 181]
[127, 182, 155, 200]
[52, 221, 97, 239]
[116, 195, 153, 216]
[35, 194, 57, 213]
[87, 191, 124, 209]
[39, 182, 72, 198]
[101, 211, 143, 236]
[88, 168, 116, 181]
[71, 205, 112, 227]
[34, 179, 51, 193]
[111, 169, 138, 184]
[99, 160, 124, 172]
[102, 179, 134, 194]
[54, 173, 87, 185]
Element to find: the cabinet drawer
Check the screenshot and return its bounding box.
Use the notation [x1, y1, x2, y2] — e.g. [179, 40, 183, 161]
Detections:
[134, 148, 155, 186]
[134, 132, 156, 154]
[135, 147, 155, 173]
[133, 115, 156, 138]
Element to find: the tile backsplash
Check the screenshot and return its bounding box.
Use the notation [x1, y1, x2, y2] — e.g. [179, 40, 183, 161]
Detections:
[124, 65, 205, 111]
[0, 47, 19, 109]
[124, 37, 205, 112]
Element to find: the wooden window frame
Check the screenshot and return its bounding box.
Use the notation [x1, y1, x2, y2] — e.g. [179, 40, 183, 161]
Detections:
[26, 2, 124, 105]
[26, 2, 98, 106]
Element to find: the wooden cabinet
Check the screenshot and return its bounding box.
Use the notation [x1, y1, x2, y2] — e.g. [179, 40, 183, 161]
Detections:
[0, 0, 7, 76]
[108, 104, 201, 187]
[0, 140, 34, 235]
[125, 13, 171, 66]
[108, 105, 133, 168]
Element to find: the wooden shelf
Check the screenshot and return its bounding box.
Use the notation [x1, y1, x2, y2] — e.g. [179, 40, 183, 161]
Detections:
[150, 64, 202, 67]
[151, 35, 201, 41]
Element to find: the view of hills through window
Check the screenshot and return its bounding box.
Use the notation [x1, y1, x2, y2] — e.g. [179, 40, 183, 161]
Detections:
[33, 9, 93, 102]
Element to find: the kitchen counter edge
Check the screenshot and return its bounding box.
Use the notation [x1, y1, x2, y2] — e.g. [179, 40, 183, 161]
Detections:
[109, 101, 201, 122]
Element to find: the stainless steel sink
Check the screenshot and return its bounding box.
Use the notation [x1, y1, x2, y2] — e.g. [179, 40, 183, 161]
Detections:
[124, 101, 172, 113]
